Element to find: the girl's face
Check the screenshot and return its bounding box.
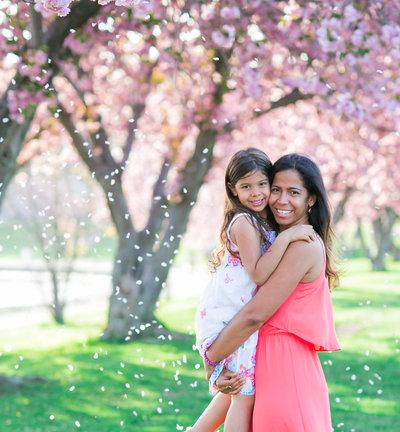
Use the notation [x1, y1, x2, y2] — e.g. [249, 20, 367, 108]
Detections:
[268, 169, 316, 230]
[228, 169, 269, 218]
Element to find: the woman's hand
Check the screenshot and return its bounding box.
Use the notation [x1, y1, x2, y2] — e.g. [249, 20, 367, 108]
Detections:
[215, 369, 245, 395]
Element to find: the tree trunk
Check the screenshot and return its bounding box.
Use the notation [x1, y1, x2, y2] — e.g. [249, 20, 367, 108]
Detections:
[370, 207, 398, 271]
[356, 218, 370, 259]
[0, 112, 35, 205]
[103, 128, 217, 341]
[49, 268, 65, 324]
[333, 185, 354, 225]
[357, 209, 398, 270]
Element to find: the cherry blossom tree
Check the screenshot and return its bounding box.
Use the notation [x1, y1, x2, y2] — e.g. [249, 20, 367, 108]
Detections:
[1, 0, 400, 340]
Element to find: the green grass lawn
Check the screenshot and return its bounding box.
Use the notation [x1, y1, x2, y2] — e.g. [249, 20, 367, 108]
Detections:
[0, 258, 399, 431]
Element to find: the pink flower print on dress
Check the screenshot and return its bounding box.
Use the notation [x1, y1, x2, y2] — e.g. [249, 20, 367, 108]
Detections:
[227, 254, 241, 267]
[224, 354, 233, 365]
[239, 364, 254, 380]
[223, 352, 236, 368]
[200, 308, 206, 319]
[224, 273, 233, 284]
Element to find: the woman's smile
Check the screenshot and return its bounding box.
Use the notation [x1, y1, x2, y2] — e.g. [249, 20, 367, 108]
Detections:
[274, 209, 293, 216]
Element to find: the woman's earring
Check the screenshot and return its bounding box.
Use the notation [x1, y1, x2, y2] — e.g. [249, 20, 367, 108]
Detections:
[308, 206, 312, 214]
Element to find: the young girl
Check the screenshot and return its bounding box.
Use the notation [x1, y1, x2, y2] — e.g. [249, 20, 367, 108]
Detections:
[191, 148, 315, 432]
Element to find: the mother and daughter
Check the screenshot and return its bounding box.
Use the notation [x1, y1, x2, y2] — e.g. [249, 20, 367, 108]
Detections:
[191, 148, 341, 431]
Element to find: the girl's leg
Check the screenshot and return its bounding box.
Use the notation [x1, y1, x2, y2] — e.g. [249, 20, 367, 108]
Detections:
[188, 392, 231, 432]
[223, 394, 254, 432]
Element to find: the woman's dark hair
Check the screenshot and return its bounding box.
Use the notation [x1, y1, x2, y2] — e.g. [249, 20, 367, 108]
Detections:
[267, 153, 339, 288]
[211, 148, 272, 270]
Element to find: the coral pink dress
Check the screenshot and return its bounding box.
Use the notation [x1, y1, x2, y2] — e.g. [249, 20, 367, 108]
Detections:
[252, 237, 341, 431]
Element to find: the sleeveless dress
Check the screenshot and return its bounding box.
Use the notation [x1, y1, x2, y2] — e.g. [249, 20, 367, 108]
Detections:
[252, 236, 341, 431]
[195, 213, 276, 395]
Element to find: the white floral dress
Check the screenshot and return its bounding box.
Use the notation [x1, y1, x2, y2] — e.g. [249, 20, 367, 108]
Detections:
[195, 213, 276, 395]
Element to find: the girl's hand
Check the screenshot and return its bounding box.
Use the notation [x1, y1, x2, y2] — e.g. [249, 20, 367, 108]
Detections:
[215, 369, 246, 395]
[282, 224, 315, 243]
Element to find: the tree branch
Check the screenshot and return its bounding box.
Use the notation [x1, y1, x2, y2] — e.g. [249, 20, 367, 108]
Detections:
[56, 100, 97, 171]
[122, 102, 146, 167]
[62, 71, 88, 108]
[256, 87, 314, 117]
[140, 158, 171, 240]
[29, 5, 44, 48]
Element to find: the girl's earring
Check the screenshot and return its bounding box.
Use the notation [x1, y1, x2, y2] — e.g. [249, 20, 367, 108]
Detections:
[308, 206, 312, 214]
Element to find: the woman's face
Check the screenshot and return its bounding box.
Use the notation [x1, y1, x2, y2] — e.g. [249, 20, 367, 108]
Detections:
[268, 169, 316, 231]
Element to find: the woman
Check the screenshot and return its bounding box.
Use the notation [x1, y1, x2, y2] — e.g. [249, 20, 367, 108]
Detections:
[204, 153, 341, 431]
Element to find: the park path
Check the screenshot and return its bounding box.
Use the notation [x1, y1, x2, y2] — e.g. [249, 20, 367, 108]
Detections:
[0, 258, 207, 330]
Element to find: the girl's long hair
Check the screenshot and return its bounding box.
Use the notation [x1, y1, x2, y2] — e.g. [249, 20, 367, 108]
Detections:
[267, 153, 339, 289]
[211, 148, 272, 271]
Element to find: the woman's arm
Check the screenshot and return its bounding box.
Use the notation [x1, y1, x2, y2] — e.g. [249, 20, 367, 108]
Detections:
[206, 239, 321, 363]
[231, 217, 314, 286]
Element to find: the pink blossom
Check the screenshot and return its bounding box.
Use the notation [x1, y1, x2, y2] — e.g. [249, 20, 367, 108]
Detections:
[220, 6, 240, 20]
[343, 4, 363, 24]
[246, 0, 262, 9]
[8, 90, 47, 123]
[64, 35, 91, 55]
[32, 50, 48, 65]
[382, 100, 398, 112]
[34, 0, 72, 17]
[366, 139, 379, 151]
[335, 92, 364, 120]
[351, 29, 364, 47]
[342, 53, 357, 66]
[390, 48, 400, 60]
[381, 25, 400, 45]
[316, 28, 344, 53]
[131, 0, 154, 19]
[115, 0, 154, 18]
[201, 4, 215, 21]
[322, 18, 342, 31]
[19, 63, 41, 80]
[243, 80, 262, 99]
[241, 65, 262, 98]
[78, 77, 93, 92]
[365, 35, 380, 50]
[283, 76, 330, 97]
[393, 78, 400, 93]
[34, 2, 55, 17]
[211, 25, 236, 48]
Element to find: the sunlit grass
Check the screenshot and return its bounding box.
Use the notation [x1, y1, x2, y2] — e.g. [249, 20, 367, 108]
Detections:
[0, 258, 399, 431]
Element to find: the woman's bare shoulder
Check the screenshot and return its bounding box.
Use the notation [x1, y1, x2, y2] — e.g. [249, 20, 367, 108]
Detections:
[288, 237, 324, 282]
[284, 236, 323, 266]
